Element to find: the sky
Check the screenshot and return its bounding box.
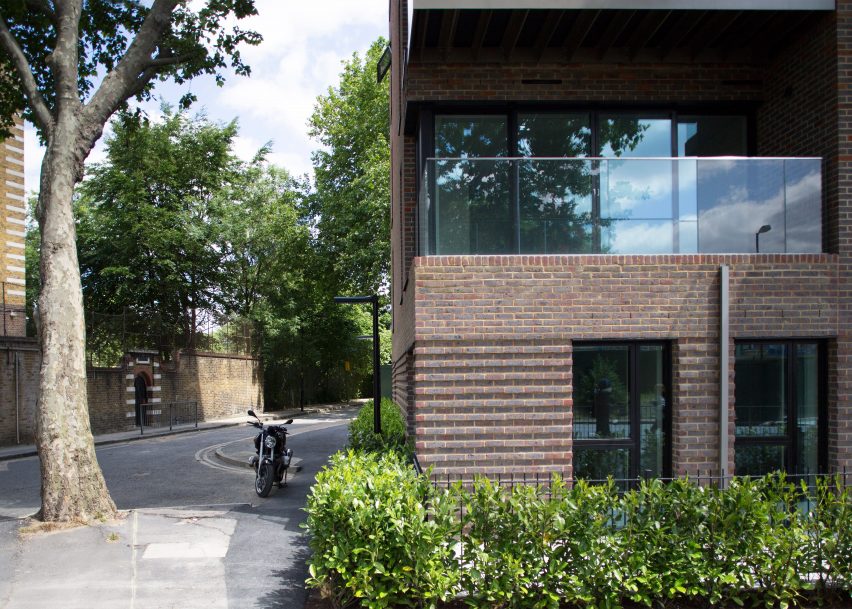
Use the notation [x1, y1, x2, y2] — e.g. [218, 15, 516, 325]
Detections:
[23, 0, 388, 194]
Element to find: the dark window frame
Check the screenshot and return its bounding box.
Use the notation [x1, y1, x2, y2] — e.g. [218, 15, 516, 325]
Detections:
[734, 339, 828, 475]
[572, 340, 673, 480]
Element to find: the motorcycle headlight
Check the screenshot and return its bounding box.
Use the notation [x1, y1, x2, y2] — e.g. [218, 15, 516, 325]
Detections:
[264, 436, 277, 449]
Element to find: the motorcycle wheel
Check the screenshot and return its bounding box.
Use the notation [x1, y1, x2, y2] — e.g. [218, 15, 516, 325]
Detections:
[255, 463, 274, 497]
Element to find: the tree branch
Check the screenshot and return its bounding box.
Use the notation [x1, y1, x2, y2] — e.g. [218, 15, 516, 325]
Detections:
[146, 52, 198, 69]
[53, 1, 83, 114]
[79, 0, 180, 153]
[0, 13, 55, 135]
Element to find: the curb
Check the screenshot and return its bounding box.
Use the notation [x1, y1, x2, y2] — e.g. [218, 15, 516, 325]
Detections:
[0, 403, 358, 462]
[214, 443, 304, 473]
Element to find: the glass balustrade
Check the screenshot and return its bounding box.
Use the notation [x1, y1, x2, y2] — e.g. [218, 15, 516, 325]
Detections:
[418, 157, 822, 255]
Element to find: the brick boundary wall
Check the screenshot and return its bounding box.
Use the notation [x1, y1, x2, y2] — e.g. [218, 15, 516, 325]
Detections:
[406, 254, 848, 476]
[0, 347, 264, 445]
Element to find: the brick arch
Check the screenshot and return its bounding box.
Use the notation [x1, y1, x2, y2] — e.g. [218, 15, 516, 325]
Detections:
[134, 370, 153, 388]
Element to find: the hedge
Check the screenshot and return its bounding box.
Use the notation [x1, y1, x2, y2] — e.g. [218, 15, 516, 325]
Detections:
[305, 457, 851, 609]
[347, 398, 409, 455]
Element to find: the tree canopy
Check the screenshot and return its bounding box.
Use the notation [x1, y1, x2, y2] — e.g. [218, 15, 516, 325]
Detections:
[308, 38, 390, 296]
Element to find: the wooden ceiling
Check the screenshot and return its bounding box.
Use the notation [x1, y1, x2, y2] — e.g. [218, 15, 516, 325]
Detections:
[408, 9, 824, 63]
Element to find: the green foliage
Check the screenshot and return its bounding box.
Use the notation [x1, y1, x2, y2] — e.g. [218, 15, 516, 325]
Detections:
[0, 0, 261, 140]
[76, 108, 240, 346]
[308, 38, 390, 297]
[304, 451, 459, 609]
[348, 398, 408, 455]
[306, 468, 852, 609]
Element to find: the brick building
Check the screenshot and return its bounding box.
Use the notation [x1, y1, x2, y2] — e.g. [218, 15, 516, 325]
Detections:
[389, 0, 851, 479]
[1, 117, 26, 337]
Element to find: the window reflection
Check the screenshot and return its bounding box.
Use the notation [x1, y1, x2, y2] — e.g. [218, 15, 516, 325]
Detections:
[426, 113, 821, 255]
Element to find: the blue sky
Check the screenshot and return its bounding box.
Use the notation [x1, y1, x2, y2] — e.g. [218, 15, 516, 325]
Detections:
[23, 0, 388, 194]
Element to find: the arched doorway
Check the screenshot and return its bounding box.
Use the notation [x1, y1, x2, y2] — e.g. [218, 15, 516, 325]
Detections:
[134, 374, 149, 426]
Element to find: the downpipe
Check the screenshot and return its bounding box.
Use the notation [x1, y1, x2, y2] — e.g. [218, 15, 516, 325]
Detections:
[15, 352, 20, 444]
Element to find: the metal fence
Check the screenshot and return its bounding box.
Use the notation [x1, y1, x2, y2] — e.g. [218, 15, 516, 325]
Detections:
[86, 309, 258, 367]
[428, 469, 852, 494]
[140, 401, 198, 434]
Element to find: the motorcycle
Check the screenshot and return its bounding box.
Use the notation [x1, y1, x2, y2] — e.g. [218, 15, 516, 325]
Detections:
[247, 409, 294, 497]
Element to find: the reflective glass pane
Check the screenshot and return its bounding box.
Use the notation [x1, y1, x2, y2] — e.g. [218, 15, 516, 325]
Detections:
[574, 447, 631, 482]
[517, 113, 591, 157]
[598, 117, 671, 157]
[796, 344, 820, 475]
[601, 159, 675, 220]
[696, 160, 785, 253]
[677, 116, 747, 156]
[435, 115, 507, 158]
[638, 345, 666, 478]
[519, 159, 594, 254]
[573, 345, 630, 439]
[785, 159, 822, 254]
[434, 159, 511, 254]
[736, 444, 786, 477]
[601, 219, 675, 254]
[735, 343, 787, 437]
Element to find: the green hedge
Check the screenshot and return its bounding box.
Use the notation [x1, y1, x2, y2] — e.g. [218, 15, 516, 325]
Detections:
[347, 398, 409, 455]
[305, 461, 852, 609]
[305, 451, 459, 609]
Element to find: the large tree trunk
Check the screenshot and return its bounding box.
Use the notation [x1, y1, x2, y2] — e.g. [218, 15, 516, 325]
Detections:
[35, 116, 116, 523]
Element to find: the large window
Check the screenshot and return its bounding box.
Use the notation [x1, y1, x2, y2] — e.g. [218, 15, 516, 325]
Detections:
[573, 342, 671, 481]
[734, 341, 826, 476]
[422, 109, 822, 255]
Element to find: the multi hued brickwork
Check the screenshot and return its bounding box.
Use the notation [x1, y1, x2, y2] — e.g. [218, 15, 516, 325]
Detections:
[390, 2, 852, 477]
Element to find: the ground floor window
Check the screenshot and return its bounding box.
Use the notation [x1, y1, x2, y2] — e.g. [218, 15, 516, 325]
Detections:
[573, 342, 671, 481]
[734, 341, 827, 476]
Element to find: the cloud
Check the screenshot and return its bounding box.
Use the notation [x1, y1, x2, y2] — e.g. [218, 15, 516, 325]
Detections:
[22, 0, 387, 193]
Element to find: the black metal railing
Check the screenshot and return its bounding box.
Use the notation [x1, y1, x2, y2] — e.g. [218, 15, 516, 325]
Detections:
[140, 401, 198, 434]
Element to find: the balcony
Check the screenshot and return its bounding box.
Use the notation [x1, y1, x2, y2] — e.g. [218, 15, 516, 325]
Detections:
[418, 157, 822, 256]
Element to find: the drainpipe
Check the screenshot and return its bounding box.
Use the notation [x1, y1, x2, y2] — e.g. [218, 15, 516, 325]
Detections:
[719, 265, 729, 487]
[15, 352, 20, 445]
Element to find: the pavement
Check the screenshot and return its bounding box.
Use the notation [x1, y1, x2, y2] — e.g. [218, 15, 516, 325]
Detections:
[0, 400, 362, 462]
[0, 402, 361, 609]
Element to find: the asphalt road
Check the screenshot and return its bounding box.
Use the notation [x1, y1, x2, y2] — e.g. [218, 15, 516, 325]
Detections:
[0, 407, 356, 609]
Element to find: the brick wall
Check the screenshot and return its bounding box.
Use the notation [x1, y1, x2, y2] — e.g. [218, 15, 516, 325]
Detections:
[390, 5, 852, 476]
[87, 367, 129, 434]
[0, 348, 264, 446]
[0, 338, 38, 445]
[409, 254, 846, 476]
[832, 0, 852, 475]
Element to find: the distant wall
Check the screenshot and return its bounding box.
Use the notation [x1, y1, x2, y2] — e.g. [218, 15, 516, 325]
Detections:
[0, 337, 39, 445]
[0, 345, 264, 446]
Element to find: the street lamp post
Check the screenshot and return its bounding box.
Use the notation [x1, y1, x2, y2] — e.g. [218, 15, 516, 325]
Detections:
[755, 224, 771, 253]
[333, 295, 381, 435]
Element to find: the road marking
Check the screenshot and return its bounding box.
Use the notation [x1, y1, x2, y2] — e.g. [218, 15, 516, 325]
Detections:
[130, 511, 138, 609]
[143, 541, 228, 559]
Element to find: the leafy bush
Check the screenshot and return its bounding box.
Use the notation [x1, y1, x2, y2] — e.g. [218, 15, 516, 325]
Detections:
[348, 398, 409, 455]
[306, 465, 852, 609]
[304, 451, 459, 609]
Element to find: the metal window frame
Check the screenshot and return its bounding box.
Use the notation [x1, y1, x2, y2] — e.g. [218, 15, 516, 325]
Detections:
[733, 339, 828, 475]
[573, 340, 673, 480]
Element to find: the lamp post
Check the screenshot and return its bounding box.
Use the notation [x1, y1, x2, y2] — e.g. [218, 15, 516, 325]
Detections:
[333, 295, 381, 435]
[755, 224, 771, 253]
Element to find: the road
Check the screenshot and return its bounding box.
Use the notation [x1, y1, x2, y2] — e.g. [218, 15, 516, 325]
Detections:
[0, 407, 356, 609]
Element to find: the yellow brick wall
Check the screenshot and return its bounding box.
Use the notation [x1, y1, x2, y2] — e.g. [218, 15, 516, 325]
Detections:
[1, 117, 26, 336]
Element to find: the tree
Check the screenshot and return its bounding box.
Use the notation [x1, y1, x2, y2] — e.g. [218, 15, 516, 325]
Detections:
[308, 38, 390, 296]
[0, 0, 260, 522]
[77, 109, 239, 352]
